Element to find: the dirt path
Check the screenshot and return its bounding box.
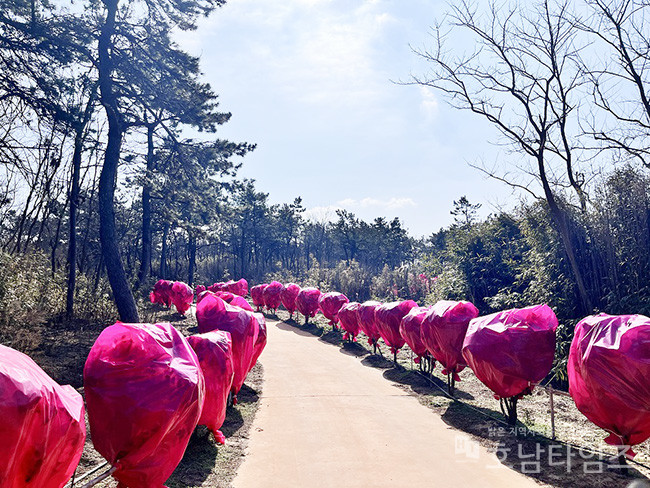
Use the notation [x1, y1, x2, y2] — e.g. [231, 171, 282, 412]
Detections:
[233, 320, 540, 488]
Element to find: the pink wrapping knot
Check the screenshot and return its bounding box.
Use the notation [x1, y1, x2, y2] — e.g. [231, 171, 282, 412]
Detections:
[213, 430, 226, 445]
[604, 433, 636, 458]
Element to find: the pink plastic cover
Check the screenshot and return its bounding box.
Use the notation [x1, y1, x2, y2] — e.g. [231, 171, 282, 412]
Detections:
[421, 300, 479, 378]
[375, 300, 419, 354]
[339, 301, 361, 341]
[206, 291, 252, 311]
[226, 278, 249, 297]
[280, 283, 301, 315]
[196, 294, 259, 398]
[207, 283, 221, 293]
[170, 281, 193, 315]
[319, 292, 349, 326]
[357, 301, 382, 345]
[568, 313, 650, 458]
[197, 290, 214, 304]
[462, 304, 558, 399]
[249, 313, 267, 371]
[83, 322, 205, 488]
[231, 296, 254, 311]
[149, 279, 172, 307]
[187, 331, 234, 445]
[0, 344, 86, 488]
[263, 281, 284, 311]
[399, 306, 430, 361]
[214, 291, 236, 303]
[296, 287, 322, 319]
[251, 284, 268, 312]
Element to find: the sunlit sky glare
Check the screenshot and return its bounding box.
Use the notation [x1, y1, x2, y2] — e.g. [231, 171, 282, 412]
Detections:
[175, 0, 519, 237]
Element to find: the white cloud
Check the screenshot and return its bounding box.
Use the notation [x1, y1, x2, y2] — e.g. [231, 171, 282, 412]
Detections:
[282, 5, 396, 105]
[360, 197, 382, 207]
[181, 0, 398, 109]
[419, 85, 439, 119]
[338, 196, 416, 210]
[338, 198, 356, 207]
[386, 197, 417, 209]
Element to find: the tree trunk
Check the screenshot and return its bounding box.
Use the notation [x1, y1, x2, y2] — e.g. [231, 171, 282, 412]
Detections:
[239, 227, 246, 278]
[78, 171, 98, 274]
[537, 151, 592, 313]
[66, 90, 96, 318]
[97, 0, 139, 322]
[93, 255, 104, 294]
[137, 123, 155, 286]
[174, 236, 180, 277]
[188, 233, 196, 285]
[66, 133, 82, 317]
[50, 196, 67, 276]
[160, 221, 169, 277]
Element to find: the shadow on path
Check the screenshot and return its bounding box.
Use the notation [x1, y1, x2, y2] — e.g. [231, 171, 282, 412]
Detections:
[339, 341, 369, 358]
[361, 354, 394, 369]
[382, 367, 465, 399]
[275, 321, 323, 338]
[319, 328, 343, 345]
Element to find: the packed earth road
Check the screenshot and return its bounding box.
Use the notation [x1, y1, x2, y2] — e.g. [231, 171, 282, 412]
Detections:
[233, 319, 540, 488]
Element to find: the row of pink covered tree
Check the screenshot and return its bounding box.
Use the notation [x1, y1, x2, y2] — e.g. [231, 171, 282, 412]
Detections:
[0, 277, 266, 488]
[252, 280, 650, 463]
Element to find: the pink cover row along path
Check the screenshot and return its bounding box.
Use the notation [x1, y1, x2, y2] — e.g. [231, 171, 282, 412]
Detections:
[233, 319, 539, 488]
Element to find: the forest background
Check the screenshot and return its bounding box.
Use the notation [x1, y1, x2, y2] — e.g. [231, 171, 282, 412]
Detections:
[2, 0, 650, 384]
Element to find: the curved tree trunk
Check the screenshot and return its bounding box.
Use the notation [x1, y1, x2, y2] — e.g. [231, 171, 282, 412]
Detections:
[97, 0, 139, 322]
[537, 150, 592, 314]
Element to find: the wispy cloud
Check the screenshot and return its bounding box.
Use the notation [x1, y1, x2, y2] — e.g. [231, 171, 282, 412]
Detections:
[385, 197, 417, 209]
[279, 3, 396, 105]
[304, 196, 416, 224]
[419, 85, 439, 120]
[179, 0, 398, 109]
[339, 196, 417, 210]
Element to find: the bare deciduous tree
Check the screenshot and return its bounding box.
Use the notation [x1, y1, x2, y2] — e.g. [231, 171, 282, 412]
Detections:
[409, 0, 594, 312]
[579, 0, 650, 166]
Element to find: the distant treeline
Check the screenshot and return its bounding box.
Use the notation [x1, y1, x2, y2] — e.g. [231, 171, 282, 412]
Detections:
[2, 0, 650, 337]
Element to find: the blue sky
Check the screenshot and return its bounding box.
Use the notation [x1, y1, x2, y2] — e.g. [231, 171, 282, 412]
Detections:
[176, 0, 517, 237]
